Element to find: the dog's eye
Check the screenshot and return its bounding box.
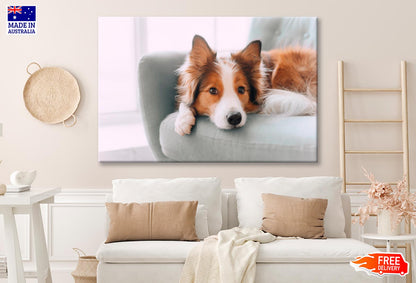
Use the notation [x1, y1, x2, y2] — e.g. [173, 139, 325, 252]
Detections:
[209, 87, 218, 95]
[238, 86, 245, 94]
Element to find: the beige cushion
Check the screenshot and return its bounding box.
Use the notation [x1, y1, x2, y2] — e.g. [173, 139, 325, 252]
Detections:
[105, 201, 198, 243]
[261, 194, 327, 239]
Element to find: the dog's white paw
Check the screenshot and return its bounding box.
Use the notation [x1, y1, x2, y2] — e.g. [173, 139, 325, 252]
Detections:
[262, 89, 316, 116]
[175, 104, 196, 136]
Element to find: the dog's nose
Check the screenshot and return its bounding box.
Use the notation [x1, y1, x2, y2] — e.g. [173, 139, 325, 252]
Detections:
[226, 112, 242, 126]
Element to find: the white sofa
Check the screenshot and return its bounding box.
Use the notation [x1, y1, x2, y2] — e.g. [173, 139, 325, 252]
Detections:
[97, 188, 382, 283]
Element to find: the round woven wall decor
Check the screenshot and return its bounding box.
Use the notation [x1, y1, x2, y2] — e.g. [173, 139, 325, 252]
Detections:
[23, 62, 80, 127]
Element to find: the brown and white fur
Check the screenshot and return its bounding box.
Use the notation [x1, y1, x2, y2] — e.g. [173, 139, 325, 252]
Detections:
[175, 35, 317, 136]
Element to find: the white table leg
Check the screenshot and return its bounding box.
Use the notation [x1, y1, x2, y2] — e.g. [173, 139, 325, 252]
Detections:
[3, 207, 26, 283]
[392, 242, 398, 283]
[385, 240, 392, 283]
[410, 241, 416, 283]
[31, 203, 52, 283]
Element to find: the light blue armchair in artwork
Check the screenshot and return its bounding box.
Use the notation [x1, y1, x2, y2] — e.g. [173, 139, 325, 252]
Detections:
[138, 17, 317, 162]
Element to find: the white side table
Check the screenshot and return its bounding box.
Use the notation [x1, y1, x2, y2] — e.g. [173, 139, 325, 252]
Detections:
[0, 188, 61, 283]
[362, 233, 416, 283]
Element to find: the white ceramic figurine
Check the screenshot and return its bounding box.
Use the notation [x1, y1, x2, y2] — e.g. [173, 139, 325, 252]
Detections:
[10, 170, 37, 186]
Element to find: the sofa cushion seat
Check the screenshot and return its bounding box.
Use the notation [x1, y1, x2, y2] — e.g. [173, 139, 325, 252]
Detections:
[97, 238, 377, 264]
[258, 238, 378, 263]
[159, 112, 317, 162]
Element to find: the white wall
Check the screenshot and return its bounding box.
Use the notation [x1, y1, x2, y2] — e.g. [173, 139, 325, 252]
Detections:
[0, 0, 415, 189]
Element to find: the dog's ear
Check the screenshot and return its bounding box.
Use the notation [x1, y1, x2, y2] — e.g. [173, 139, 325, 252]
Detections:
[189, 35, 216, 67]
[234, 40, 262, 65]
[232, 40, 264, 105]
[176, 35, 216, 106]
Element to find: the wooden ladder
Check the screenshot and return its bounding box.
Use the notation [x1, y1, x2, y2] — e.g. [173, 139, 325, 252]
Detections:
[338, 61, 409, 192]
[338, 60, 411, 282]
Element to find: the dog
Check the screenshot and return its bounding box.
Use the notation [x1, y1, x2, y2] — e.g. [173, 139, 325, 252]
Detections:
[175, 35, 317, 136]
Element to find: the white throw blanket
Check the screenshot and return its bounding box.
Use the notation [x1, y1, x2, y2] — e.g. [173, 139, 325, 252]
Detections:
[180, 227, 276, 283]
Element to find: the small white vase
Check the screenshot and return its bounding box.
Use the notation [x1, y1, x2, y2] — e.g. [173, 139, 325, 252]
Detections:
[377, 209, 401, 236]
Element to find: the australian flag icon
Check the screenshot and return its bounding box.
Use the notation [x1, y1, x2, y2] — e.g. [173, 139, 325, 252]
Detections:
[8, 6, 36, 21]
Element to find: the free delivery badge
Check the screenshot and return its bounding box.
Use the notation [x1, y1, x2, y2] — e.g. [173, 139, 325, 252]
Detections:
[350, 252, 409, 277]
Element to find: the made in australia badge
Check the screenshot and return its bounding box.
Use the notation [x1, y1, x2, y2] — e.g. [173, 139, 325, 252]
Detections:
[7, 6, 36, 34]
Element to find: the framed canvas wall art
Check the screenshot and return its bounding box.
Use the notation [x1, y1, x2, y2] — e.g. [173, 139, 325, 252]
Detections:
[98, 17, 317, 162]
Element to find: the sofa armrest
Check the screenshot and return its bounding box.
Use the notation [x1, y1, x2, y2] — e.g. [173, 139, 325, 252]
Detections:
[138, 52, 186, 161]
